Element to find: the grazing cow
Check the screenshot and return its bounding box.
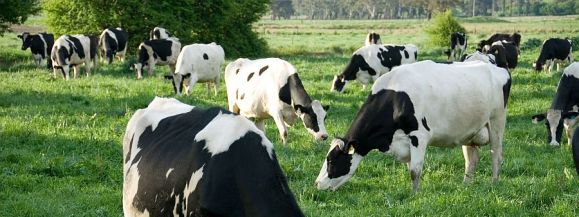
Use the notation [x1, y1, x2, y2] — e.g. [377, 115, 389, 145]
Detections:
[123, 97, 304, 217]
[533, 38, 574, 73]
[51, 34, 98, 80]
[98, 27, 129, 64]
[478, 33, 521, 52]
[487, 40, 518, 70]
[225, 58, 329, 143]
[149, 27, 171, 40]
[572, 128, 579, 174]
[18, 32, 54, 69]
[445, 32, 467, 61]
[532, 62, 579, 146]
[316, 60, 511, 192]
[331, 44, 418, 92]
[167, 42, 225, 96]
[365, 32, 381, 46]
[131, 37, 181, 79]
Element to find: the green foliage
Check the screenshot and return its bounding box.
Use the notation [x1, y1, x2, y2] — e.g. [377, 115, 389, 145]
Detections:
[522, 38, 543, 51]
[424, 10, 466, 47]
[43, 0, 269, 57]
[0, 0, 40, 35]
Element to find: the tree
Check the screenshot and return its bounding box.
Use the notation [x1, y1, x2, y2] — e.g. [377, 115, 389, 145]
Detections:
[43, 0, 269, 57]
[271, 0, 295, 19]
[424, 10, 466, 47]
[0, 0, 40, 35]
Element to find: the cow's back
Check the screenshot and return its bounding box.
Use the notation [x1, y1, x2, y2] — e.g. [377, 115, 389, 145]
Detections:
[372, 60, 510, 146]
[176, 43, 224, 78]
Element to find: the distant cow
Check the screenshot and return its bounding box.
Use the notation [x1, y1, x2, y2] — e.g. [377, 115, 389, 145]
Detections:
[168, 42, 225, 95]
[123, 97, 304, 217]
[478, 33, 521, 53]
[316, 60, 511, 192]
[445, 32, 467, 61]
[487, 40, 518, 70]
[149, 27, 171, 40]
[533, 38, 574, 73]
[225, 58, 329, 143]
[17, 32, 54, 69]
[131, 37, 181, 79]
[98, 27, 129, 64]
[331, 44, 418, 92]
[51, 34, 98, 80]
[532, 62, 579, 146]
[365, 32, 381, 46]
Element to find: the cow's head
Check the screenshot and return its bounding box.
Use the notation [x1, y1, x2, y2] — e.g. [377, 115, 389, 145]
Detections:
[17, 32, 31, 50]
[533, 60, 545, 72]
[164, 73, 191, 95]
[315, 138, 363, 190]
[295, 100, 329, 141]
[532, 110, 579, 146]
[332, 54, 373, 93]
[130, 63, 146, 79]
[331, 75, 347, 92]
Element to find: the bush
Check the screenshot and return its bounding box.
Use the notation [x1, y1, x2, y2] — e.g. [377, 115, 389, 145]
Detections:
[424, 10, 466, 48]
[522, 38, 543, 51]
[43, 0, 269, 58]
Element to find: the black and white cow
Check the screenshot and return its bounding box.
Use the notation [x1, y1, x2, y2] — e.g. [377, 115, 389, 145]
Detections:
[487, 40, 518, 70]
[225, 58, 329, 143]
[532, 62, 579, 146]
[445, 32, 467, 61]
[98, 27, 129, 64]
[123, 97, 304, 217]
[533, 38, 574, 73]
[365, 32, 381, 46]
[168, 43, 225, 96]
[51, 34, 98, 80]
[572, 128, 579, 174]
[17, 32, 54, 69]
[150, 27, 171, 40]
[316, 60, 511, 192]
[478, 32, 521, 52]
[131, 37, 181, 79]
[331, 44, 418, 92]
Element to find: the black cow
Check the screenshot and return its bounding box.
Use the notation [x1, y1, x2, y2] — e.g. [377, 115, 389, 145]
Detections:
[533, 38, 574, 73]
[131, 37, 181, 79]
[478, 33, 521, 53]
[17, 32, 54, 69]
[487, 40, 518, 70]
[445, 32, 467, 61]
[331, 44, 418, 92]
[532, 62, 579, 146]
[98, 27, 129, 64]
[365, 32, 381, 46]
[123, 97, 304, 217]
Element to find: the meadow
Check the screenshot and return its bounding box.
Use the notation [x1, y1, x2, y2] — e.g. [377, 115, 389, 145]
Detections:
[1, 16, 578, 216]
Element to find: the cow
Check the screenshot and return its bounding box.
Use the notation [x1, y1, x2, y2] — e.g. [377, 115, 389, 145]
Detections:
[531, 62, 579, 146]
[316, 60, 511, 192]
[17, 32, 54, 69]
[51, 34, 98, 80]
[167, 42, 225, 96]
[98, 27, 129, 64]
[487, 40, 518, 70]
[533, 38, 574, 73]
[478, 33, 521, 53]
[572, 128, 579, 174]
[122, 97, 304, 217]
[131, 37, 181, 79]
[225, 58, 329, 143]
[331, 44, 418, 93]
[445, 32, 467, 61]
[150, 27, 171, 40]
[365, 32, 381, 46]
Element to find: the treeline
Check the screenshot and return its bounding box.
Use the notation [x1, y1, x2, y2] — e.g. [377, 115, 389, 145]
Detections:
[270, 0, 579, 20]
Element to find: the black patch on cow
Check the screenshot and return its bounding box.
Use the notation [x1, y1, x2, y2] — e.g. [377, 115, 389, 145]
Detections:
[66, 35, 86, 59]
[203, 53, 209, 60]
[332, 75, 346, 92]
[421, 117, 430, 131]
[414, 51, 417, 60]
[102, 28, 127, 63]
[550, 74, 579, 111]
[125, 135, 134, 164]
[488, 41, 518, 69]
[143, 39, 174, 62]
[409, 136, 419, 147]
[259, 65, 269, 75]
[235, 68, 240, 74]
[502, 77, 512, 108]
[326, 142, 353, 178]
[572, 128, 579, 174]
[535, 38, 572, 71]
[137, 45, 149, 65]
[340, 89, 418, 156]
[89, 35, 98, 60]
[404, 50, 409, 59]
[377, 45, 404, 70]
[235, 89, 239, 99]
[128, 107, 303, 216]
[339, 54, 376, 82]
[240, 93, 245, 100]
[247, 72, 254, 81]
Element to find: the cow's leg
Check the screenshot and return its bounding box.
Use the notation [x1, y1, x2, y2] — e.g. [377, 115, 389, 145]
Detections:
[213, 76, 219, 96]
[73, 65, 81, 79]
[85, 62, 92, 77]
[271, 111, 288, 144]
[408, 133, 428, 193]
[186, 76, 199, 96]
[254, 119, 265, 132]
[462, 145, 480, 183]
[489, 113, 506, 183]
[206, 82, 211, 96]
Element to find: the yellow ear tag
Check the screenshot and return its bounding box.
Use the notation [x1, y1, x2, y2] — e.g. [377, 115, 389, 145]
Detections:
[347, 146, 355, 155]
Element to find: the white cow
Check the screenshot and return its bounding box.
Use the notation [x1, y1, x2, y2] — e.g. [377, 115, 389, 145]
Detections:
[51, 34, 97, 80]
[225, 58, 329, 143]
[169, 43, 225, 96]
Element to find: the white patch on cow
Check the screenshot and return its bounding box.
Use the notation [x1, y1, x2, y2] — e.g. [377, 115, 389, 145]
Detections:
[310, 100, 328, 140]
[38, 34, 48, 57]
[563, 62, 579, 79]
[123, 159, 144, 216]
[464, 51, 496, 64]
[181, 165, 204, 214]
[195, 112, 273, 158]
[172, 193, 181, 216]
[388, 129, 411, 162]
[165, 168, 174, 178]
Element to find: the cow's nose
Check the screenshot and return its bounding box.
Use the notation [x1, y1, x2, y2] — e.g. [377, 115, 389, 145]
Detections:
[321, 134, 328, 140]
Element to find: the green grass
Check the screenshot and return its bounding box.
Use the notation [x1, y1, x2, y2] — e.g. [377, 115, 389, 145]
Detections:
[2, 16, 579, 216]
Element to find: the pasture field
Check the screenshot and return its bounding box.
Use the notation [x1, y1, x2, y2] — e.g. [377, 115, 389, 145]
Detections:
[1, 16, 579, 216]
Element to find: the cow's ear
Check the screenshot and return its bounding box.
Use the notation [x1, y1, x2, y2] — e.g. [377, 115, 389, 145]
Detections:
[531, 113, 546, 123]
[322, 105, 330, 111]
[344, 141, 356, 154]
[562, 111, 579, 119]
[17, 34, 22, 39]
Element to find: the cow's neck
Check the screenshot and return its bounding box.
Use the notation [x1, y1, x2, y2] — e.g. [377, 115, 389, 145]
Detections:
[286, 73, 312, 107]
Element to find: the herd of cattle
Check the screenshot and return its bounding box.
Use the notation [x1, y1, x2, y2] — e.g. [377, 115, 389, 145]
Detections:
[16, 28, 578, 216]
